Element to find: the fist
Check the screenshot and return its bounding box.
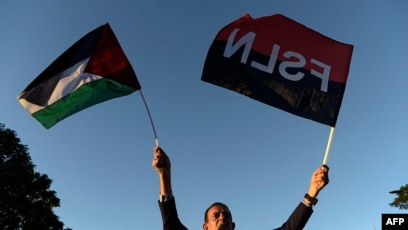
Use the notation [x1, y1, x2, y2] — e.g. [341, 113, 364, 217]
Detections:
[152, 146, 171, 174]
[309, 165, 330, 197]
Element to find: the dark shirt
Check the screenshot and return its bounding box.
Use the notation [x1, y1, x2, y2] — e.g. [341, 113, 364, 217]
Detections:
[158, 197, 313, 230]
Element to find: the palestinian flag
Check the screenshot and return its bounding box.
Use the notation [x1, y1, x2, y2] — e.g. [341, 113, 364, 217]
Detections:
[18, 23, 141, 129]
[201, 14, 353, 127]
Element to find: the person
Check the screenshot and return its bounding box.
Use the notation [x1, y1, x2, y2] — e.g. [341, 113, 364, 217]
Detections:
[152, 146, 330, 230]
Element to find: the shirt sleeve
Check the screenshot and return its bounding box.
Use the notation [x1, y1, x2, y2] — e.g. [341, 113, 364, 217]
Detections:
[158, 196, 188, 230]
[273, 202, 313, 230]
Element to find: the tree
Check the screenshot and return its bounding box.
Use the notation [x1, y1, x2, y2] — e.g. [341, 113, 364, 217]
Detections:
[0, 123, 71, 229]
[389, 184, 408, 210]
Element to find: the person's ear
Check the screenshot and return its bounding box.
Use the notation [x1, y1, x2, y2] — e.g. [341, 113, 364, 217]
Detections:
[232, 222, 235, 230]
[202, 223, 208, 230]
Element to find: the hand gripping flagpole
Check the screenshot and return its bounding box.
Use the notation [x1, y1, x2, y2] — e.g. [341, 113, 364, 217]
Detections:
[322, 127, 335, 165]
[139, 90, 159, 146]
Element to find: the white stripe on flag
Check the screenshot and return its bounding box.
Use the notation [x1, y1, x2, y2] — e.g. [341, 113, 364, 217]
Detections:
[19, 58, 103, 114]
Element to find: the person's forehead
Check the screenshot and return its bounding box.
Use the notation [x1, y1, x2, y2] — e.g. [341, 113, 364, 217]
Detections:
[208, 205, 230, 214]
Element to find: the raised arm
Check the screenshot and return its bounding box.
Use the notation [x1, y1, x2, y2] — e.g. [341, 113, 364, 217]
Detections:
[152, 146, 188, 230]
[152, 146, 172, 196]
[275, 165, 330, 230]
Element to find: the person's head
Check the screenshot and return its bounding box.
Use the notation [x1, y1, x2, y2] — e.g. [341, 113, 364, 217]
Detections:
[203, 202, 235, 230]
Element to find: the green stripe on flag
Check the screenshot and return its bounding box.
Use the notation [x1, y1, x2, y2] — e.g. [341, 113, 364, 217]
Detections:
[32, 78, 136, 129]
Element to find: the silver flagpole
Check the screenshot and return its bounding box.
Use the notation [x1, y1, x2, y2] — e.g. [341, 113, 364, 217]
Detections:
[139, 90, 159, 146]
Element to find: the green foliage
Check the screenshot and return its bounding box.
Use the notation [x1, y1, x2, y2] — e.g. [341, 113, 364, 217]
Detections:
[389, 184, 408, 210]
[0, 123, 71, 229]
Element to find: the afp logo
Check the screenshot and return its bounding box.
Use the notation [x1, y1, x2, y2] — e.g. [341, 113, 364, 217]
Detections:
[382, 214, 408, 230]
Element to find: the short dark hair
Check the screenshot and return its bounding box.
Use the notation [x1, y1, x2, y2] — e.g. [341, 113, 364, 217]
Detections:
[204, 202, 232, 223]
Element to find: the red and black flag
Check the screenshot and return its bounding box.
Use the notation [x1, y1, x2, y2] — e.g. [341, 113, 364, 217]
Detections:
[201, 14, 353, 127]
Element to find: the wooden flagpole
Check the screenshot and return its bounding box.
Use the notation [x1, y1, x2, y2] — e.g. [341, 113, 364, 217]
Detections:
[139, 90, 159, 146]
[322, 126, 335, 165]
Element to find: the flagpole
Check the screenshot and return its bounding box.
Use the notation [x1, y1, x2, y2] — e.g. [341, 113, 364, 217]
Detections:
[322, 126, 335, 165]
[139, 90, 159, 146]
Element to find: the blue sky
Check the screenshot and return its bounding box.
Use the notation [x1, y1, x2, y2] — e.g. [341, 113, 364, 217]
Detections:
[1, 1, 407, 229]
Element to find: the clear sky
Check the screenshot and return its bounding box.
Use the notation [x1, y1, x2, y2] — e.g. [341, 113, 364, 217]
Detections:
[1, 1, 407, 229]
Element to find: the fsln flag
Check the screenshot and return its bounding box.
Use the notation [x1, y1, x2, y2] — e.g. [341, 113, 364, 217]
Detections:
[18, 23, 141, 129]
[201, 14, 353, 127]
